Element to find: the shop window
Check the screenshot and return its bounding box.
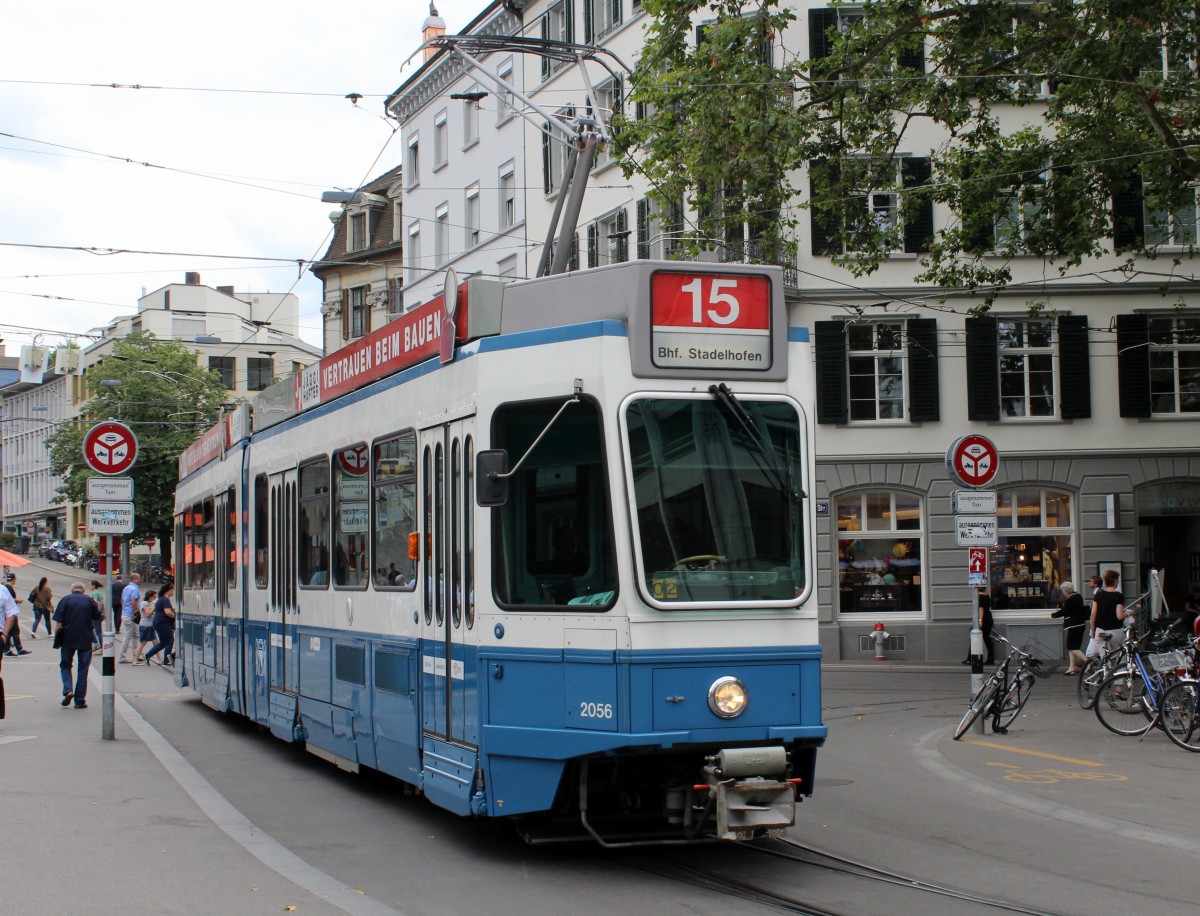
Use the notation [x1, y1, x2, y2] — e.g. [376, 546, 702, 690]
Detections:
[991, 487, 1074, 611]
[836, 490, 923, 614]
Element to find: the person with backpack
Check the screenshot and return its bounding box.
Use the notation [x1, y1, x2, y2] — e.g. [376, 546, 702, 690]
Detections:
[29, 577, 54, 638]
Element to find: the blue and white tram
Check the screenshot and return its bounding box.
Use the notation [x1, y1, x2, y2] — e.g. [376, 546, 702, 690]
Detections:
[174, 260, 826, 844]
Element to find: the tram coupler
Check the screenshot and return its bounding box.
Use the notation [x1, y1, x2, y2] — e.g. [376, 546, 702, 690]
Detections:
[692, 747, 797, 841]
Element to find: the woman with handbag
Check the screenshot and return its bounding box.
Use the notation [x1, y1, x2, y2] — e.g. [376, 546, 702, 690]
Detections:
[30, 578, 53, 638]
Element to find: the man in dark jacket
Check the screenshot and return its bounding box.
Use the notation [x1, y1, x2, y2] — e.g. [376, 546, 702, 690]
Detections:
[109, 573, 125, 634]
[52, 582, 102, 709]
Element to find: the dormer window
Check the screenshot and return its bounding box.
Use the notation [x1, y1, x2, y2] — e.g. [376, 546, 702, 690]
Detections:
[346, 200, 383, 253]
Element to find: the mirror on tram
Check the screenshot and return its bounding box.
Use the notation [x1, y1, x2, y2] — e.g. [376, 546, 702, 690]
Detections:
[476, 449, 510, 507]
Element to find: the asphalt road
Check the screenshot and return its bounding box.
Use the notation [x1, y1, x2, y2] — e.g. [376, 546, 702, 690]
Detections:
[4, 555, 1197, 915]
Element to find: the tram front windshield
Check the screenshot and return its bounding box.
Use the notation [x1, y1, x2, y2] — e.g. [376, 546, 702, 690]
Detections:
[626, 396, 806, 605]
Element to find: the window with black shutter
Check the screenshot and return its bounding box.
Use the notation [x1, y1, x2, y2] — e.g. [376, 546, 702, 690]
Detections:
[901, 158, 934, 254]
[965, 317, 1000, 421]
[1116, 313, 1151, 418]
[906, 318, 939, 422]
[1111, 176, 1145, 252]
[1057, 314, 1091, 419]
[814, 320, 849, 424]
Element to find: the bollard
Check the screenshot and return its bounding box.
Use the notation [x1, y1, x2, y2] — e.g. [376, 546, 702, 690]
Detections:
[969, 626, 985, 734]
[102, 619, 115, 739]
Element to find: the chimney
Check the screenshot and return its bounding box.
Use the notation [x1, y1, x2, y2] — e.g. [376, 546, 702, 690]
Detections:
[185, 272, 201, 285]
[217, 285, 235, 297]
[422, 3, 446, 61]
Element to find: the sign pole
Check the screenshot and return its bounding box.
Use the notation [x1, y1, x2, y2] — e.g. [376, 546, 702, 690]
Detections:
[83, 421, 139, 743]
[102, 544, 114, 740]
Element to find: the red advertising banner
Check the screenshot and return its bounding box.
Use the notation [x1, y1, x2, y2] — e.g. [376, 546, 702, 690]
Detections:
[296, 296, 451, 412]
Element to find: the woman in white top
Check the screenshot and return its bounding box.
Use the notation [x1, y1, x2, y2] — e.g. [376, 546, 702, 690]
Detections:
[134, 590, 156, 665]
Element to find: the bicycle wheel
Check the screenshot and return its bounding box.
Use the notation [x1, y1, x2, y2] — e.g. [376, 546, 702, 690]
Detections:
[954, 678, 999, 740]
[1159, 680, 1200, 752]
[1077, 656, 1104, 709]
[995, 672, 1033, 732]
[1094, 670, 1154, 736]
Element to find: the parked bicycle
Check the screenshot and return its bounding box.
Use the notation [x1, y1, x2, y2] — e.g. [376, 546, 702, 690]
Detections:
[1093, 631, 1189, 737]
[1154, 636, 1200, 752]
[953, 635, 1056, 740]
[1074, 591, 1179, 709]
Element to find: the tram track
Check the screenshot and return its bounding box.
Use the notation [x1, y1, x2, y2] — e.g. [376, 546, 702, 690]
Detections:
[613, 835, 1058, 915]
[747, 837, 1056, 915]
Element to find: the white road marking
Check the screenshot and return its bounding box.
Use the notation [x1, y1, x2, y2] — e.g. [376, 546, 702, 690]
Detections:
[89, 668, 402, 916]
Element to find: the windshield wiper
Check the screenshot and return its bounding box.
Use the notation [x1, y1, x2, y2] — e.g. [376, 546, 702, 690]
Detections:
[708, 383, 805, 502]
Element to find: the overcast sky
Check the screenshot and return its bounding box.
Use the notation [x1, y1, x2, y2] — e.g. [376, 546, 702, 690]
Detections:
[0, 0, 479, 355]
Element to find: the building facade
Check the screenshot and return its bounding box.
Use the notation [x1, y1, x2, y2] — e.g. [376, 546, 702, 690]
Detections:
[311, 166, 406, 354]
[386, 1, 536, 310]
[382, 0, 1200, 659]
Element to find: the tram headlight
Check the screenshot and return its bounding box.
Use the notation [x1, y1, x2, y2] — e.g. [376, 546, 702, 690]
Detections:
[707, 676, 748, 718]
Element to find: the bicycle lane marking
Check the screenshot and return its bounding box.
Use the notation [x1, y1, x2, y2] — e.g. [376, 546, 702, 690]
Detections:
[914, 725, 1200, 856]
[985, 761, 1128, 785]
[954, 738, 1105, 767]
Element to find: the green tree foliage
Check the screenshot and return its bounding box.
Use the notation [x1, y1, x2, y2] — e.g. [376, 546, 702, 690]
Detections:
[612, 0, 809, 264]
[46, 332, 229, 560]
[623, 0, 1200, 300]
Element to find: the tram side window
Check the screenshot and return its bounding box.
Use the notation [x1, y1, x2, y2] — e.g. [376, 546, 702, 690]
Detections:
[201, 499, 216, 587]
[491, 398, 617, 609]
[226, 487, 236, 589]
[299, 458, 331, 588]
[333, 443, 369, 588]
[372, 432, 417, 589]
[254, 474, 268, 588]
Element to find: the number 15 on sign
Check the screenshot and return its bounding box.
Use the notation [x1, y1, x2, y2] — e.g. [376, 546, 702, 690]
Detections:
[968, 547, 988, 587]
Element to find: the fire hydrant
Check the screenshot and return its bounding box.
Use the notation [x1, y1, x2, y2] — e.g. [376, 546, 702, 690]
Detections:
[870, 621, 889, 661]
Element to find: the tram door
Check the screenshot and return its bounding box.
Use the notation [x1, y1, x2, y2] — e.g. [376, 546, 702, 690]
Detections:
[420, 419, 475, 749]
[268, 469, 298, 695]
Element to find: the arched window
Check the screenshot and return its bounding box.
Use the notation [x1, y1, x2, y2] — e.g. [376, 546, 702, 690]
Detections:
[989, 488, 1074, 611]
[835, 491, 923, 614]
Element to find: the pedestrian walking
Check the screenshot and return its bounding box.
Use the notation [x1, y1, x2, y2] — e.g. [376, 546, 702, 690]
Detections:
[134, 590, 156, 665]
[118, 573, 142, 663]
[143, 583, 176, 666]
[1051, 581, 1088, 674]
[29, 577, 54, 638]
[109, 573, 125, 634]
[88, 580, 105, 650]
[52, 582, 103, 709]
[2, 573, 31, 657]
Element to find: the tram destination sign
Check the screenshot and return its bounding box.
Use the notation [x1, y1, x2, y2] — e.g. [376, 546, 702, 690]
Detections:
[650, 272, 771, 371]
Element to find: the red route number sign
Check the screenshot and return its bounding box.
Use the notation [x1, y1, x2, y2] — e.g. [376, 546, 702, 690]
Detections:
[650, 271, 772, 371]
[946, 434, 999, 488]
[83, 421, 139, 476]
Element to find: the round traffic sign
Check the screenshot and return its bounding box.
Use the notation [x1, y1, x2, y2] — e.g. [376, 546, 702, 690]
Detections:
[83, 421, 139, 476]
[337, 444, 369, 476]
[947, 434, 999, 488]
